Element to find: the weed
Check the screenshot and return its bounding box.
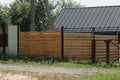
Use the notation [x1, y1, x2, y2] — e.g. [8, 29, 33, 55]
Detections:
[0, 54, 120, 68]
[81, 72, 120, 80]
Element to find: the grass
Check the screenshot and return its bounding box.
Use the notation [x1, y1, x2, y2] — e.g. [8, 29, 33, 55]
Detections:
[0, 55, 93, 68]
[80, 72, 120, 80]
[0, 54, 120, 80]
[0, 54, 120, 68]
[0, 69, 120, 80]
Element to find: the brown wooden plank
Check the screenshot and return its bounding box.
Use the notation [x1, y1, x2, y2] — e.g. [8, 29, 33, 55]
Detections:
[64, 33, 93, 36]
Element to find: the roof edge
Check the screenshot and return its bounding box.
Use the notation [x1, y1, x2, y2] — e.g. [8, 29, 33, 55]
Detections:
[62, 5, 120, 10]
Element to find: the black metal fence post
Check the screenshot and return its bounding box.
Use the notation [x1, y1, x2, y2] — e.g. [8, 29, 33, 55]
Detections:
[61, 26, 64, 60]
[92, 27, 96, 63]
[2, 23, 6, 55]
[104, 39, 112, 64]
[118, 32, 120, 61]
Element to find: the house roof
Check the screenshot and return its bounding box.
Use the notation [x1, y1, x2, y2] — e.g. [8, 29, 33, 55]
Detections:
[54, 6, 120, 32]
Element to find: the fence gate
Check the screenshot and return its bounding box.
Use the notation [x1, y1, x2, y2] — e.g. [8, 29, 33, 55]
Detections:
[95, 34, 119, 62]
[0, 25, 8, 54]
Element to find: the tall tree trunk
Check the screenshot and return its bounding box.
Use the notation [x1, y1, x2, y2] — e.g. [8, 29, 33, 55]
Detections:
[30, 0, 35, 31]
[44, 0, 54, 31]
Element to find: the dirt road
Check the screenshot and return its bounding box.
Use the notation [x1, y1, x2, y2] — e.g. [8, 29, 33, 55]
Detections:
[0, 64, 116, 77]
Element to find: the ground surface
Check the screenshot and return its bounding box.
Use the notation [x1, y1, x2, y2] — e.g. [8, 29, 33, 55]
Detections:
[0, 64, 117, 80]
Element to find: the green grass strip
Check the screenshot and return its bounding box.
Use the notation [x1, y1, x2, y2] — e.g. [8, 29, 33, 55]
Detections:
[81, 72, 120, 80]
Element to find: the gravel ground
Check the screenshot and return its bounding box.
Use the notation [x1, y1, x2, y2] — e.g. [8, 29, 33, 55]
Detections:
[0, 64, 116, 77]
[0, 64, 115, 80]
[0, 72, 37, 80]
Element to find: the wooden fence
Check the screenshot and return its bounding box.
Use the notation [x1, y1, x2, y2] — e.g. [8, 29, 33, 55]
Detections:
[19, 31, 119, 61]
[19, 32, 61, 57]
[64, 33, 93, 59]
[95, 35, 118, 61]
[64, 33, 118, 61]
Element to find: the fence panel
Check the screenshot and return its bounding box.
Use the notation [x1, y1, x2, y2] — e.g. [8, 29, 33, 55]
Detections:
[19, 32, 61, 57]
[0, 27, 8, 54]
[64, 33, 93, 59]
[95, 35, 118, 61]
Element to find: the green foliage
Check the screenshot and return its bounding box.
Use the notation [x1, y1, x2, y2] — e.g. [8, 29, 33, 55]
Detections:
[0, 54, 120, 80]
[50, 0, 81, 20]
[0, 4, 11, 26]
[0, 54, 120, 69]
[81, 72, 120, 80]
[0, 0, 81, 31]
[10, 1, 30, 31]
[9, 0, 49, 31]
[35, 0, 49, 31]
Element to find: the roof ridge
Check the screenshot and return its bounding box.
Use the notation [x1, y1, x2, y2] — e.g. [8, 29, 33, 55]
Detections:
[63, 5, 120, 10]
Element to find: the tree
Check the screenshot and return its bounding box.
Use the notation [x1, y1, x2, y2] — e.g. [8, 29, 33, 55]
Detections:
[9, 0, 81, 31]
[44, 0, 54, 31]
[50, 0, 81, 21]
[10, 0, 48, 31]
[30, 0, 35, 31]
[35, 0, 48, 31]
[0, 4, 11, 26]
[10, 1, 30, 31]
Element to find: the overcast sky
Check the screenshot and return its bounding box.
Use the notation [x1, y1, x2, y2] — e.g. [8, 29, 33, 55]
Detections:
[79, 0, 120, 6]
[0, 0, 120, 7]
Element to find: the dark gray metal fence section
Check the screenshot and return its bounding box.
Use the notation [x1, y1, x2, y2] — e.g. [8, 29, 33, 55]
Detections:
[0, 24, 8, 55]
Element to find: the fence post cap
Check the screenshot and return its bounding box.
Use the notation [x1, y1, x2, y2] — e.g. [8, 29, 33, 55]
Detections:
[104, 39, 112, 43]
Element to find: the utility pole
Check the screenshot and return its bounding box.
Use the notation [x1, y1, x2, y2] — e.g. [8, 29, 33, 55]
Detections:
[30, 0, 35, 31]
[44, 0, 54, 31]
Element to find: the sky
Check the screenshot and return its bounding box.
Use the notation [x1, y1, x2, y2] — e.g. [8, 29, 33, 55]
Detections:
[0, 0, 120, 7]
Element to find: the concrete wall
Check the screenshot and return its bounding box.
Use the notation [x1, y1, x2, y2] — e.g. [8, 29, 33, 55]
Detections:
[8, 25, 18, 56]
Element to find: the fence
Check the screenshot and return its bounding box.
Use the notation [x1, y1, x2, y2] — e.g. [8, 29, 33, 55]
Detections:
[64, 33, 93, 59]
[0, 24, 118, 63]
[95, 35, 118, 62]
[0, 25, 8, 54]
[19, 32, 61, 57]
[19, 27, 119, 63]
[0, 25, 18, 56]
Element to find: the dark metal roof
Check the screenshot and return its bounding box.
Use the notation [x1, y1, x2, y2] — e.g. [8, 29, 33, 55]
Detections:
[54, 6, 120, 32]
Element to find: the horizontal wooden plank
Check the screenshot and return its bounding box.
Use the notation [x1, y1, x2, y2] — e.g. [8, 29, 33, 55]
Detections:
[64, 38, 93, 41]
[95, 35, 117, 38]
[96, 54, 106, 56]
[20, 32, 60, 34]
[96, 52, 118, 54]
[64, 47, 91, 50]
[95, 37, 118, 40]
[64, 36, 93, 38]
[64, 41, 92, 44]
[65, 51, 91, 54]
[64, 51, 91, 54]
[110, 54, 118, 56]
[64, 45, 92, 47]
[64, 33, 93, 38]
[96, 47, 117, 49]
[21, 38, 61, 41]
[65, 56, 92, 59]
[64, 42, 92, 46]
[96, 45, 118, 48]
[96, 47, 106, 50]
[96, 55, 118, 57]
[96, 55, 106, 59]
[65, 56, 91, 59]
[64, 33, 93, 36]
